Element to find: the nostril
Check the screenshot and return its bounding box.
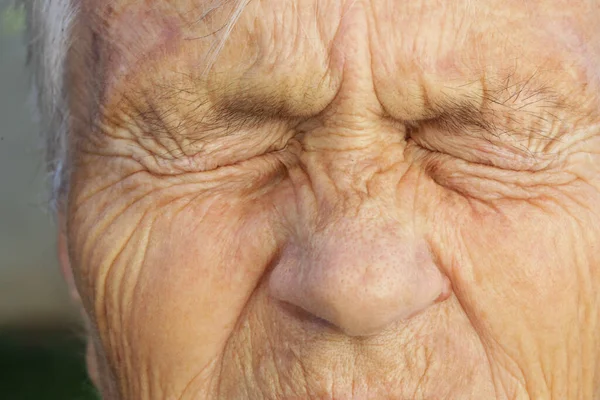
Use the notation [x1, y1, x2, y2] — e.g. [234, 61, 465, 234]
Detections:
[269, 225, 451, 337]
[274, 298, 340, 332]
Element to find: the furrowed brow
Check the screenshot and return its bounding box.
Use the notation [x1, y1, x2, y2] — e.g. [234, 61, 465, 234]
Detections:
[109, 82, 285, 143]
[432, 71, 572, 134]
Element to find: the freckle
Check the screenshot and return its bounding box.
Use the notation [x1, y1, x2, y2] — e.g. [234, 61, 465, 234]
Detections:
[472, 268, 483, 286]
[478, 309, 489, 322]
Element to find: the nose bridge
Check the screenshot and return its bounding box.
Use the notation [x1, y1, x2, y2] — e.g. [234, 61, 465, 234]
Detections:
[270, 137, 450, 336]
[297, 119, 411, 221]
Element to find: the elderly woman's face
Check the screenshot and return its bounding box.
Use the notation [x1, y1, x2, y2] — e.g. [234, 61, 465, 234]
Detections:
[62, 0, 600, 398]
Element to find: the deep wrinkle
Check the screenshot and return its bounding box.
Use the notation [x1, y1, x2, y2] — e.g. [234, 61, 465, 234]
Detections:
[51, 1, 600, 398]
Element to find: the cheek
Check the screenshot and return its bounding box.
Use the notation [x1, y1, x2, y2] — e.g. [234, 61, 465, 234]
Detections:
[132, 202, 276, 366]
[70, 187, 279, 393]
[432, 198, 593, 364]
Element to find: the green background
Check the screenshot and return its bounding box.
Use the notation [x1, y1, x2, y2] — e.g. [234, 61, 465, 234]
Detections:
[0, 330, 99, 400]
[0, 1, 98, 398]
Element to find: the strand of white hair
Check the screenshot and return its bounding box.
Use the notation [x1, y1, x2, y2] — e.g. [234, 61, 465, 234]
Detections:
[25, 0, 76, 212]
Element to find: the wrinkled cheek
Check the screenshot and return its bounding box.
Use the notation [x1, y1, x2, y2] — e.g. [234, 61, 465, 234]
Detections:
[455, 209, 575, 323]
[138, 202, 275, 350]
[76, 195, 278, 396]
[437, 202, 585, 372]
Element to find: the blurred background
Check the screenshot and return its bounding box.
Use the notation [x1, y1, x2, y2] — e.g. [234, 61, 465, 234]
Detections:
[0, 0, 98, 398]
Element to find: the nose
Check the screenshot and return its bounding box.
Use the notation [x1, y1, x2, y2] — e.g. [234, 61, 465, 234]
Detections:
[269, 216, 451, 337]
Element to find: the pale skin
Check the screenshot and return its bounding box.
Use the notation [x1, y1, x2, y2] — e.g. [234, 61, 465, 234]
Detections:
[59, 0, 600, 398]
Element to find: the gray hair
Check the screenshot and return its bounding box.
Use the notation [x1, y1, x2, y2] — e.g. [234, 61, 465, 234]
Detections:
[26, 0, 77, 213]
[25, 0, 247, 213]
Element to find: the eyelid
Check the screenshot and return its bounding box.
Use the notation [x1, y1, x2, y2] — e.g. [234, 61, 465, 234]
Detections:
[410, 117, 555, 172]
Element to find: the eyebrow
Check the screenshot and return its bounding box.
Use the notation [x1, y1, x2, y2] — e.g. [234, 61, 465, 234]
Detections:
[432, 71, 570, 131]
[108, 82, 283, 146]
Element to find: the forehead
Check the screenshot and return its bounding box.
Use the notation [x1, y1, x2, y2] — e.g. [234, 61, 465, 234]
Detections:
[77, 0, 600, 126]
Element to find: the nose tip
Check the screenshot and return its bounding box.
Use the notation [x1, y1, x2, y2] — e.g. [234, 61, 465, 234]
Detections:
[269, 228, 451, 337]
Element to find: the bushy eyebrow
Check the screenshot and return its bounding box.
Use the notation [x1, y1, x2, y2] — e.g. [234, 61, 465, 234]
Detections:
[108, 81, 281, 146]
[400, 69, 593, 162]
[428, 71, 573, 134]
[103, 53, 587, 158]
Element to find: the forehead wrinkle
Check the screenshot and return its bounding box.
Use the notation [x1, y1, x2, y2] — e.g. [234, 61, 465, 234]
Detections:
[81, 0, 244, 104]
[203, 0, 341, 116]
[86, 0, 598, 148]
[79, 4, 240, 146]
[88, 0, 339, 138]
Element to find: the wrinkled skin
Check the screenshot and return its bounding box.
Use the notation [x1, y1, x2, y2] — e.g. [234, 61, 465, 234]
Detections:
[60, 0, 600, 398]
